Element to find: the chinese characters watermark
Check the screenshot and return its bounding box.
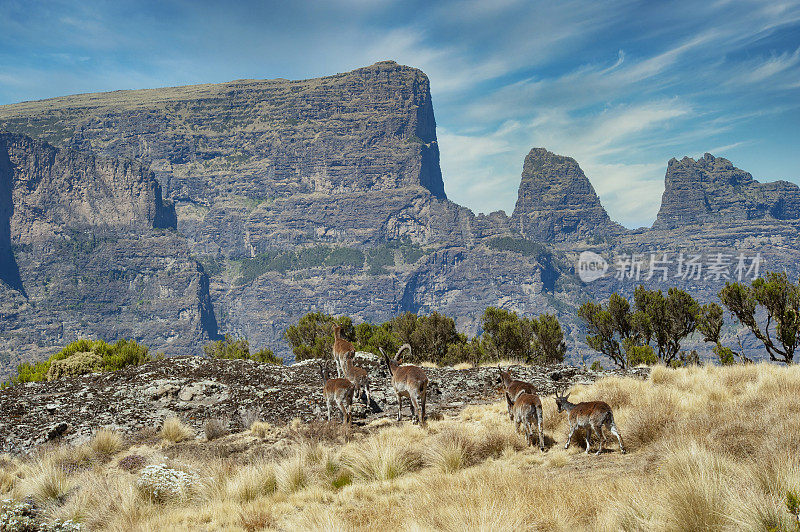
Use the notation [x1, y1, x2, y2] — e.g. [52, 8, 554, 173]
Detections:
[577, 251, 764, 283]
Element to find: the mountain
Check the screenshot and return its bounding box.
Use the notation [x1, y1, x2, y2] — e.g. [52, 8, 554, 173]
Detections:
[1, 62, 799, 373]
[510, 148, 622, 241]
[0, 133, 218, 375]
[653, 153, 800, 230]
[0, 62, 574, 375]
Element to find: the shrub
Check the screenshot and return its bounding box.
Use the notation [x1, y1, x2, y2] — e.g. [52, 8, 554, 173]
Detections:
[160, 417, 193, 443]
[136, 464, 199, 503]
[5, 338, 156, 386]
[204, 418, 229, 441]
[203, 335, 282, 364]
[46, 351, 103, 380]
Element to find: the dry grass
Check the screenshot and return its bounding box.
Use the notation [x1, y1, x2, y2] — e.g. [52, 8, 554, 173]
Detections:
[160, 416, 193, 443]
[4, 363, 800, 530]
[89, 428, 123, 457]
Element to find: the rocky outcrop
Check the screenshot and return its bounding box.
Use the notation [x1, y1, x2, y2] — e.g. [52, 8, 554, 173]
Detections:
[0, 355, 649, 453]
[511, 148, 621, 241]
[653, 153, 800, 229]
[0, 134, 217, 378]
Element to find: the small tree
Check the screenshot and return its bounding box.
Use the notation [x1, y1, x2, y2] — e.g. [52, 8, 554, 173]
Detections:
[719, 272, 800, 364]
[530, 313, 566, 364]
[283, 312, 354, 361]
[696, 302, 750, 365]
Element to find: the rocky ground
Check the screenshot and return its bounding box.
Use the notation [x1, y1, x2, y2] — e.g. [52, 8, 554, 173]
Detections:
[0, 355, 648, 454]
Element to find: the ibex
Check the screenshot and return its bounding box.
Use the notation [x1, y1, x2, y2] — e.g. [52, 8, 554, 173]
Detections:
[343, 351, 371, 405]
[498, 367, 536, 421]
[379, 344, 428, 426]
[319, 363, 355, 425]
[332, 324, 355, 378]
[512, 392, 545, 451]
[554, 390, 625, 455]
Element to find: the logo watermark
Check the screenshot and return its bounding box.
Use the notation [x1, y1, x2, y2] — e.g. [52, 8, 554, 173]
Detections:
[577, 251, 609, 283]
[576, 251, 764, 283]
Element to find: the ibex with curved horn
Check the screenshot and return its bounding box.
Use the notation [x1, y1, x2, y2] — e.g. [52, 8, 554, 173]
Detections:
[380, 344, 428, 426]
[554, 388, 625, 455]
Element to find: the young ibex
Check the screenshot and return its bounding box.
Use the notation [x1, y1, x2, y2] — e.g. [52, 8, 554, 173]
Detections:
[498, 368, 536, 421]
[512, 392, 545, 451]
[554, 390, 625, 455]
[332, 324, 355, 378]
[319, 363, 355, 425]
[379, 344, 428, 426]
[343, 351, 371, 405]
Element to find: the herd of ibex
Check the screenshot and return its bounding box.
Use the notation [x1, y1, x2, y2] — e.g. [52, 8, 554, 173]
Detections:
[320, 325, 625, 455]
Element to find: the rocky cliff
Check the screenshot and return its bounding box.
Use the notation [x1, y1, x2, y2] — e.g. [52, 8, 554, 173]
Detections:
[0, 63, 577, 371]
[511, 148, 621, 241]
[0, 133, 217, 377]
[653, 153, 800, 229]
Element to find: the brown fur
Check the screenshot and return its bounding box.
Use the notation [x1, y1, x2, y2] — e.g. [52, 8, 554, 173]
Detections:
[320, 364, 355, 425]
[332, 324, 355, 378]
[343, 352, 371, 405]
[512, 392, 545, 450]
[380, 345, 428, 426]
[554, 392, 625, 455]
[498, 368, 536, 421]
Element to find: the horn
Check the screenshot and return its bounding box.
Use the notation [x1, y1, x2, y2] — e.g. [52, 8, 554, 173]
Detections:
[395, 343, 411, 361]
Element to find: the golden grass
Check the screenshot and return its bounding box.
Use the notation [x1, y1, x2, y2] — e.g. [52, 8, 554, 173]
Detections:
[4, 363, 800, 530]
[160, 416, 193, 443]
[89, 428, 123, 457]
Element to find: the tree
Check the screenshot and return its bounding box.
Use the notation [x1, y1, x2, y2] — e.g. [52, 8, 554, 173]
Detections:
[580, 288, 700, 368]
[719, 272, 800, 364]
[530, 313, 566, 364]
[479, 307, 535, 362]
[283, 312, 354, 361]
[633, 286, 699, 366]
[696, 302, 750, 365]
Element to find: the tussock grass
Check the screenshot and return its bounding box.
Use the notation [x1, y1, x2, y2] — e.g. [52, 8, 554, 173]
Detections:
[89, 428, 123, 457]
[159, 416, 193, 443]
[5, 363, 800, 530]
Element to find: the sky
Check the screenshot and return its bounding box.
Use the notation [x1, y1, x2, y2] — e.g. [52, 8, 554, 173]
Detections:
[1, 0, 798, 228]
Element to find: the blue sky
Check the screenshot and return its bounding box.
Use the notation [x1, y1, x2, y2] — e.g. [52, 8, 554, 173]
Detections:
[1, 0, 798, 228]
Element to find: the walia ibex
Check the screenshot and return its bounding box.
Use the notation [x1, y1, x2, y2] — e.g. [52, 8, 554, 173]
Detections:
[380, 344, 428, 426]
[343, 351, 371, 405]
[319, 363, 355, 425]
[554, 389, 625, 455]
[332, 324, 355, 378]
[498, 367, 537, 421]
[512, 392, 545, 451]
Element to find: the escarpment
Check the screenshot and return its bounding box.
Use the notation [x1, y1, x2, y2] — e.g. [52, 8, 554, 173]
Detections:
[653, 153, 800, 229]
[0, 133, 217, 378]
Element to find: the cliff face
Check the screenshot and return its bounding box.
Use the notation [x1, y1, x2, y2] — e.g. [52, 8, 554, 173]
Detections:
[511, 148, 621, 241]
[0, 61, 446, 256]
[0, 62, 573, 370]
[0, 133, 217, 377]
[653, 153, 800, 229]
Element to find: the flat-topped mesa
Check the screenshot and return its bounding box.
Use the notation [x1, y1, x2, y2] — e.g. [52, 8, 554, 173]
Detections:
[0, 132, 176, 244]
[0, 60, 446, 203]
[653, 153, 800, 230]
[510, 148, 620, 241]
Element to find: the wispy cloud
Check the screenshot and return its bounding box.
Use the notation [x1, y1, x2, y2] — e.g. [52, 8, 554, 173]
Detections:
[0, 0, 798, 229]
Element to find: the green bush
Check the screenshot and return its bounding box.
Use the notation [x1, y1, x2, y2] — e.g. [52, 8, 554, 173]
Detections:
[203, 335, 282, 364]
[3, 338, 157, 386]
[46, 351, 103, 380]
